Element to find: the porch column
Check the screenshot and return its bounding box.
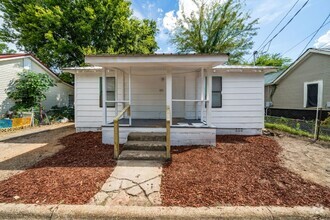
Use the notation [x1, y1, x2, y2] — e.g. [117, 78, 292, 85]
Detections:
[166, 69, 172, 125]
[206, 68, 212, 126]
[200, 68, 205, 122]
[129, 67, 132, 126]
[102, 68, 107, 125]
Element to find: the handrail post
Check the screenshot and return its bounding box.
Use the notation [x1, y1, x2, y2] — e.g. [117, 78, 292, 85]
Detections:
[113, 105, 130, 159]
[114, 119, 119, 159]
[166, 105, 171, 160]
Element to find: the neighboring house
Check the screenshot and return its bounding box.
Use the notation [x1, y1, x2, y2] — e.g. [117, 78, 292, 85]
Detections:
[0, 54, 74, 114]
[65, 54, 274, 150]
[264, 48, 330, 120]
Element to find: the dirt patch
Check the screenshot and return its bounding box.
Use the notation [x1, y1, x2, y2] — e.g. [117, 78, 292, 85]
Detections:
[0, 124, 75, 181]
[0, 132, 116, 204]
[276, 135, 330, 187]
[161, 135, 330, 207]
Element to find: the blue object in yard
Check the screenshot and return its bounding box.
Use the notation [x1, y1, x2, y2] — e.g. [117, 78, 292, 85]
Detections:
[0, 119, 12, 128]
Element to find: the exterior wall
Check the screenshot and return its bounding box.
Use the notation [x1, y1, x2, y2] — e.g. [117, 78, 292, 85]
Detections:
[75, 69, 264, 136]
[30, 59, 74, 110]
[0, 57, 73, 114]
[211, 71, 264, 135]
[0, 59, 22, 114]
[102, 126, 216, 146]
[272, 53, 330, 110]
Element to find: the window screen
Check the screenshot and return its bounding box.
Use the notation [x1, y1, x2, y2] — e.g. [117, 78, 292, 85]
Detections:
[306, 83, 318, 107]
[212, 77, 222, 108]
[99, 77, 115, 108]
[68, 95, 74, 107]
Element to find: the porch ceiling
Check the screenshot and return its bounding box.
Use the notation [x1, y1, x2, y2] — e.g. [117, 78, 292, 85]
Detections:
[85, 54, 228, 68]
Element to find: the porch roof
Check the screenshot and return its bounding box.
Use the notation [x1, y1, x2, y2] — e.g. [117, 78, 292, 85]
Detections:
[84, 53, 228, 68]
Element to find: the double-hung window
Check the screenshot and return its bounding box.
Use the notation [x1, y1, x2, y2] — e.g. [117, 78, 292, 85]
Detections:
[99, 77, 115, 108]
[212, 76, 222, 108]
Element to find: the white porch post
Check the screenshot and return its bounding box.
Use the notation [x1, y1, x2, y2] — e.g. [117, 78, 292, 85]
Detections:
[129, 67, 132, 126]
[166, 69, 172, 125]
[200, 67, 205, 122]
[206, 68, 212, 126]
[102, 68, 107, 125]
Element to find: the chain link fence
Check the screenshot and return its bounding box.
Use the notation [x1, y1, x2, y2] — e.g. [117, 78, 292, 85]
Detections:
[265, 115, 330, 139]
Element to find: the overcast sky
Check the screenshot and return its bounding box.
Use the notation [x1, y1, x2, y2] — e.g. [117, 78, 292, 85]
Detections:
[1, 0, 330, 62]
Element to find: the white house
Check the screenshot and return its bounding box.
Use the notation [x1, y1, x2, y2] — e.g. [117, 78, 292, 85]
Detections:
[0, 54, 74, 114]
[65, 54, 274, 159]
[65, 54, 273, 160]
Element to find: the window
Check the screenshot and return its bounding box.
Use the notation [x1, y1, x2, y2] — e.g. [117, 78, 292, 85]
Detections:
[99, 77, 115, 108]
[304, 80, 323, 108]
[212, 76, 222, 108]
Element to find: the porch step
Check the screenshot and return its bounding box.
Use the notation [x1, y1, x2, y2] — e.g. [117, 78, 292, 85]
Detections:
[124, 141, 166, 151]
[119, 150, 167, 161]
[127, 132, 166, 142]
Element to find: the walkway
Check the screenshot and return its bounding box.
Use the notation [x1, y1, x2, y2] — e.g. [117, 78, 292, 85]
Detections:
[90, 160, 163, 206]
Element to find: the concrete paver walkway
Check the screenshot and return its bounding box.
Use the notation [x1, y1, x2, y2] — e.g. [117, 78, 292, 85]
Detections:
[90, 160, 163, 206]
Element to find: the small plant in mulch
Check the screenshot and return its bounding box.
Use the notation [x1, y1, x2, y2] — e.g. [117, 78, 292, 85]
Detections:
[161, 135, 330, 207]
[0, 132, 116, 204]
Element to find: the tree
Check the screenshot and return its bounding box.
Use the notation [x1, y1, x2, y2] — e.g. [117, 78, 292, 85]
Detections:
[6, 71, 55, 110]
[170, 0, 258, 64]
[0, 42, 16, 54]
[252, 53, 291, 70]
[58, 72, 74, 85]
[0, 0, 158, 69]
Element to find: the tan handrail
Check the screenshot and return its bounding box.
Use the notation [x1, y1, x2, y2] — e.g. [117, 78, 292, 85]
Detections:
[113, 105, 131, 159]
[166, 105, 171, 159]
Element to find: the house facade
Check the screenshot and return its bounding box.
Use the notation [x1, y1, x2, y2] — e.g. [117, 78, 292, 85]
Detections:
[265, 48, 330, 120]
[65, 54, 274, 154]
[0, 54, 74, 114]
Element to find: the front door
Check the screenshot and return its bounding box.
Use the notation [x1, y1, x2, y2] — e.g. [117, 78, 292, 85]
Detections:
[172, 76, 185, 118]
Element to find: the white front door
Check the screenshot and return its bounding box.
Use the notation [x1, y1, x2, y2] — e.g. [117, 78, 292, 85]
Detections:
[172, 76, 185, 118]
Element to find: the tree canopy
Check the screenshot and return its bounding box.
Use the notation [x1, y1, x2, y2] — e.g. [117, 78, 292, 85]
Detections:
[252, 52, 292, 70]
[170, 0, 258, 64]
[0, 43, 16, 54]
[0, 0, 158, 69]
[6, 71, 55, 110]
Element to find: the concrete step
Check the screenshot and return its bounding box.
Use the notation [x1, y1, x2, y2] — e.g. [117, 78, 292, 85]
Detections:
[119, 150, 167, 161]
[127, 132, 166, 142]
[124, 141, 166, 151]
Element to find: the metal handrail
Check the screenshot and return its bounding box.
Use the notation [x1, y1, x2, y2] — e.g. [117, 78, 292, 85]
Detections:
[166, 105, 171, 159]
[113, 105, 130, 159]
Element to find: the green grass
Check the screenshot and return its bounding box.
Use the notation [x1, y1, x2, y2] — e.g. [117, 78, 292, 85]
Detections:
[265, 123, 330, 142]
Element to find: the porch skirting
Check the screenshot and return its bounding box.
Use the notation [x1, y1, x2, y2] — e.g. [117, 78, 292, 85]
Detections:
[102, 126, 217, 146]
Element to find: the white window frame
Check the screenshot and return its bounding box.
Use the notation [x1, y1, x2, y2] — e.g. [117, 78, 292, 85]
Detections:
[303, 80, 323, 108]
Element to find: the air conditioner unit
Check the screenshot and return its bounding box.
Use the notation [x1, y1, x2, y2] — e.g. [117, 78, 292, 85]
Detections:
[265, 102, 273, 108]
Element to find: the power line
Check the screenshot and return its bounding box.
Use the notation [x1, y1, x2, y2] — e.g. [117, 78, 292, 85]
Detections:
[281, 20, 330, 55]
[259, 0, 310, 53]
[299, 13, 330, 55]
[255, 0, 300, 53]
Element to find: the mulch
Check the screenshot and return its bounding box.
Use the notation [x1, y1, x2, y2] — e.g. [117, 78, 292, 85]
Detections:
[0, 132, 116, 204]
[161, 135, 330, 207]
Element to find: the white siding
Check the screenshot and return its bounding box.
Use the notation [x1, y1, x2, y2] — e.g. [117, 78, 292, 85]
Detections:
[0, 57, 73, 114]
[30, 60, 74, 110]
[211, 71, 264, 134]
[0, 59, 23, 114]
[75, 69, 264, 135]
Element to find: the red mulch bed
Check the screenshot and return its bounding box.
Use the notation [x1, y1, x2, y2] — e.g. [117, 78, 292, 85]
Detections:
[0, 132, 116, 204]
[161, 135, 330, 207]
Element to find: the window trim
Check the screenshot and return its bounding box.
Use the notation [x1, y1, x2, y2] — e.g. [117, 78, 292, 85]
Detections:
[211, 76, 222, 108]
[99, 76, 116, 108]
[303, 80, 323, 108]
